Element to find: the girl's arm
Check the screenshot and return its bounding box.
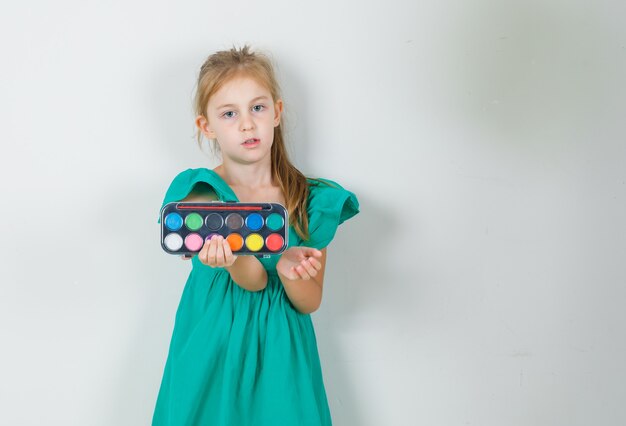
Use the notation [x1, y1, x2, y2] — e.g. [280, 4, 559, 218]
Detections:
[224, 255, 267, 292]
[276, 247, 327, 314]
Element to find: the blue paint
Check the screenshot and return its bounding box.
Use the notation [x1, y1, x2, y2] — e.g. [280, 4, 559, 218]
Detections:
[164, 212, 183, 231]
[245, 213, 264, 231]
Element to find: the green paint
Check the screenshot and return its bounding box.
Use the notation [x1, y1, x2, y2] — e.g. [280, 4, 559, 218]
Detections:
[266, 213, 284, 231]
[185, 213, 203, 231]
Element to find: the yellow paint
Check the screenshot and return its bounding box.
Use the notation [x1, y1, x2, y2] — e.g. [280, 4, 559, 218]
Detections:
[245, 233, 264, 252]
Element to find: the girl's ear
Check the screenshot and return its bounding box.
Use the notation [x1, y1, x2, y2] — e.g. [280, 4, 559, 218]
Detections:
[195, 115, 217, 138]
[273, 99, 283, 127]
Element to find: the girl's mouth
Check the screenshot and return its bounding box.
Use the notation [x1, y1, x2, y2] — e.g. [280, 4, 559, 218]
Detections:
[242, 138, 260, 147]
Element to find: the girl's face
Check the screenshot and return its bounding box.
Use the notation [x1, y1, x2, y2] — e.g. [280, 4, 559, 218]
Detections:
[197, 76, 283, 166]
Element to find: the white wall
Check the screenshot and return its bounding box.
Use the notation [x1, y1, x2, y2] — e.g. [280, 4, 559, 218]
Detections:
[1, 0, 625, 425]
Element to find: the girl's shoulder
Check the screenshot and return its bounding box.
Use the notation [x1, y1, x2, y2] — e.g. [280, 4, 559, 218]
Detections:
[305, 176, 355, 200]
[160, 167, 236, 208]
[300, 176, 360, 249]
[168, 167, 222, 186]
[306, 176, 341, 187]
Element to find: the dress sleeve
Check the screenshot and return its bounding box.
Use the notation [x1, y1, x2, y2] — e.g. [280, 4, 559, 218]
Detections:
[157, 168, 220, 223]
[301, 178, 360, 250]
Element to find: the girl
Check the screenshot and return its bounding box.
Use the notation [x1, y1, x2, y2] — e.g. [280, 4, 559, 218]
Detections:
[152, 45, 359, 426]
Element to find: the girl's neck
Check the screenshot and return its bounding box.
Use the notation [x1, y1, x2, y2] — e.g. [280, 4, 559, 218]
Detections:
[213, 161, 275, 190]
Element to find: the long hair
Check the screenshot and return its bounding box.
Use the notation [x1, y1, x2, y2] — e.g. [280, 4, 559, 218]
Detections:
[193, 45, 321, 241]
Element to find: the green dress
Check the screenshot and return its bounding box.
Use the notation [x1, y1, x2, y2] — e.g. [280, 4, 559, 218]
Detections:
[152, 168, 360, 426]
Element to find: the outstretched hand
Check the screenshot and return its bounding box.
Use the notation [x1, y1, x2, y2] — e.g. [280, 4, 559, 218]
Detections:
[276, 246, 323, 281]
[181, 235, 238, 268]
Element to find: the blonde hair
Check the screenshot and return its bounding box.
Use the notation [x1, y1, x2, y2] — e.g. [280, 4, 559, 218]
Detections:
[194, 45, 320, 241]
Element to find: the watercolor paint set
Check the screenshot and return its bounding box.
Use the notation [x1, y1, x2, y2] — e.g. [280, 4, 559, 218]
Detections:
[160, 202, 289, 257]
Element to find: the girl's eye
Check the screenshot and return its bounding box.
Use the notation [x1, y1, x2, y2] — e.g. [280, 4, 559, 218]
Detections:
[222, 105, 264, 118]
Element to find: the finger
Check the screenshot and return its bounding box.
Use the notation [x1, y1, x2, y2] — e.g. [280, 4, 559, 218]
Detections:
[290, 266, 299, 281]
[304, 248, 323, 258]
[296, 264, 311, 280]
[307, 257, 322, 270]
[222, 239, 236, 265]
[199, 240, 210, 264]
[215, 237, 226, 266]
[302, 258, 318, 277]
[207, 237, 218, 265]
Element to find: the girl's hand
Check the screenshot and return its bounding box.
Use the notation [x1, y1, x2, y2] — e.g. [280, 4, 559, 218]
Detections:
[276, 246, 323, 281]
[193, 235, 238, 267]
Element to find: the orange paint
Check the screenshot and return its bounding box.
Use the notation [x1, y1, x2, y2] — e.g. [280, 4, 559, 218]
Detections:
[226, 233, 244, 251]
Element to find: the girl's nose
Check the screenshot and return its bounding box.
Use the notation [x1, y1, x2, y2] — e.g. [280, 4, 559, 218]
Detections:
[240, 113, 255, 131]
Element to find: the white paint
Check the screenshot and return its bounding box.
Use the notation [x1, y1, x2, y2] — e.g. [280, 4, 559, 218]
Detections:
[163, 233, 183, 252]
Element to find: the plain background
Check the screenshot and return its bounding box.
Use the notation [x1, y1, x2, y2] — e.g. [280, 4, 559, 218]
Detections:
[1, 0, 625, 425]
